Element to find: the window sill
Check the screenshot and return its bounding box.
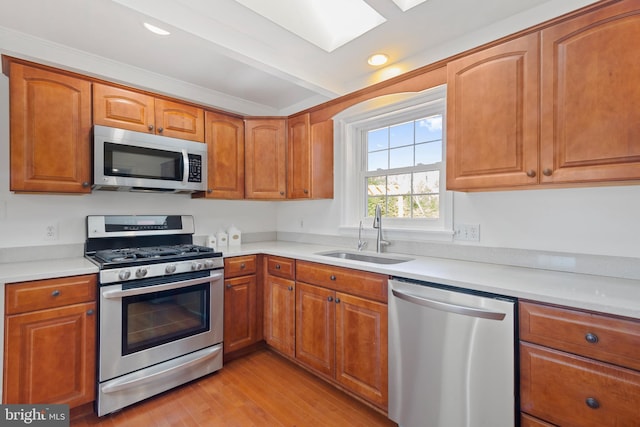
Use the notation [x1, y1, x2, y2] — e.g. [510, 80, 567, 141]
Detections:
[338, 225, 454, 243]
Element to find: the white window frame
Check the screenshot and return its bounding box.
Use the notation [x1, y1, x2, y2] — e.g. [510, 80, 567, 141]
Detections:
[335, 85, 453, 242]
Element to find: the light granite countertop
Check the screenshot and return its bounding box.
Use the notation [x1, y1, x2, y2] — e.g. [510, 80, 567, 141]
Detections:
[1, 241, 639, 319]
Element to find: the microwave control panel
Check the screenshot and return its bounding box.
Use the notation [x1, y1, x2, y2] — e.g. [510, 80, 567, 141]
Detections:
[188, 154, 203, 183]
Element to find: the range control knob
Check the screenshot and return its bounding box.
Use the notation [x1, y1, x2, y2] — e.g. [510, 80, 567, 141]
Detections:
[119, 269, 131, 281]
[204, 259, 215, 269]
[192, 262, 203, 271]
[165, 264, 177, 274]
[135, 267, 148, 278]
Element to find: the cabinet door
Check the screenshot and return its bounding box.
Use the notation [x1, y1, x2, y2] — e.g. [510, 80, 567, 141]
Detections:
[264, 275, 295, 357]
[287, 114, 311, 199]
[540, 2, 640, 184]
[4, 302, 96, 407]
[200, 111, 244, 198]
[446, 33, 540, 190]
[295, 282, 335, 378]
[335, 292, 388, 409]
[245, 119, 287, 199]
[154, 98, 204, 142]
[309, 119, 334, 199]
[9, 63, 92, 193]
[93, 83, 154, 133]
[223, 275, 257, 354]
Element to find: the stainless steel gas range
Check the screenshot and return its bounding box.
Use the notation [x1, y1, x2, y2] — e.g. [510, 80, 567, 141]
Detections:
[85, 215, 224, 416]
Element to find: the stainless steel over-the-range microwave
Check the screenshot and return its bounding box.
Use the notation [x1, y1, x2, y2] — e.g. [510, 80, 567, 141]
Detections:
[93, 125, 207, 193]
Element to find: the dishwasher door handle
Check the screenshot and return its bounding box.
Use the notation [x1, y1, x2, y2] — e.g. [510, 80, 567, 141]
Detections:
[391, 288, 506, 320]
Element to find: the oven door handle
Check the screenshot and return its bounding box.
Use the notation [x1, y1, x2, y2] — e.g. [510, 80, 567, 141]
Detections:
[102, 272, 223, 299]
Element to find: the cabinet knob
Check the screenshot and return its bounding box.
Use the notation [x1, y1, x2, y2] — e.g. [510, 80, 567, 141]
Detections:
[240, 263, 245, 269]
[335, 297, 340, 304]
[303, 189, 309, 194]
[287, 286, 293, 291]
[327, 296, 334, 302]
[275, 264, 281, 269]
[585, 397, 600, 409]
[148, 124, 154, 131]
[226, 283, 232, 289]
[280, 191, 285, 196]
[585, 332, 599, 344]
[330, 275, 336, 281]
[543, 168, 553, 176]
[207, 189, 213, 193]
[86, 309, 94, 316]
[51, 290, 60, 297]
[526, 169, 536, 178]
[82, 181, 90, 188]
[158, 127, 164, 133]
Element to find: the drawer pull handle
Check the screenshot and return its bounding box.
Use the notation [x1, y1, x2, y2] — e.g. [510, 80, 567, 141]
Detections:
[51, 290, 60, 297]
[585, 333, 599, 344]
[327, 296, 334, 302]
[287, 286, 293, 291]
[275, 264, 281, 269]
[330, 275, 336, 281]
[585, 397, 600, 409]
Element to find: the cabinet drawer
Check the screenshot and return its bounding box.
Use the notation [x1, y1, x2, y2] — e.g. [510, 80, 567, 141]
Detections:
[520, 413, 556, 427]
[5, 274, 97, 315]
[520, 342, 640, 427]
[520, 301, 640, 371]
[266, 256, 295, 279]
[224, 255, 257, 278]
[296, 261, 387, 303]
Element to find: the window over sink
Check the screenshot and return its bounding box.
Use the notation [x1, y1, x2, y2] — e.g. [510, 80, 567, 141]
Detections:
[335, 84, 452, 241]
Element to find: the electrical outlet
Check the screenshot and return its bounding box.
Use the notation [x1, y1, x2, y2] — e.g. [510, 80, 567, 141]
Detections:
[453, 223, 480, 242]
[44, 223, 58, 241]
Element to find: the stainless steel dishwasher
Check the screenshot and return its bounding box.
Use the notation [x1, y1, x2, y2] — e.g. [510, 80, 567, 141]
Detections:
[388, 277, 516, 427]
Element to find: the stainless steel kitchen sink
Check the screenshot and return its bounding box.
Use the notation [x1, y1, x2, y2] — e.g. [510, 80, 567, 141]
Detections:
[316, 251, 413, 264]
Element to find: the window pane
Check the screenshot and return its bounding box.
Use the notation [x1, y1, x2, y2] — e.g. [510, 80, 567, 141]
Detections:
[368, 128, 388, 151]
[367, 176, 386, 196]
[415, 115, 443, 143]
[415, 141, 442, 165]
[368, 150, 388, 171]
[389, 121, 413, 148]
[387, 174, 411, 195]
[412, 194, 440, 219]
[388, 195, 411, 218]
[413, 171, 440, 194]
[367, 196, 385, 217]
[389, 146, 413, 169]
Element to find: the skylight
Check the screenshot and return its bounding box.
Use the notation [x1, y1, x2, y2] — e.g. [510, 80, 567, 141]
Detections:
[233, 0, 387, 52]
[391, 0, 428, 12]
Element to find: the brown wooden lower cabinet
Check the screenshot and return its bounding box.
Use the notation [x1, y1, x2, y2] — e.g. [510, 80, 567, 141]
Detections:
[264, 273, 296, 357]
[519, 301, 640, 427]
[3, 274, 96, 408]
[223, 274, 258, 354]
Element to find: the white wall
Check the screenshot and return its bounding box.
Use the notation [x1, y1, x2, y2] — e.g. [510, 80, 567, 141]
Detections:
[0, 75, 278, 249]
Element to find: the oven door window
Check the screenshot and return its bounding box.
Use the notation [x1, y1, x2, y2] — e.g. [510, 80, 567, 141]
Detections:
[122, 283, 210, 355]
[104, 142, 183, 181]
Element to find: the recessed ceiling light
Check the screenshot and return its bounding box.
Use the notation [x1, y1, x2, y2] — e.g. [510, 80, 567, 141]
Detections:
[368, 54, 389, 66]
[143, 22, 171, 36]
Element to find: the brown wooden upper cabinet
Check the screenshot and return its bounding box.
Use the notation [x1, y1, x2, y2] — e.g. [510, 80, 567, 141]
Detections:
[447, 1, 640, 191]
[446, 33, 539, 191]
[194, 111, 245, 199]
[6, 60, 93, 193]
[244, 118, 287, 199]
[287, 114, 334, 199]
[93, 83, 205, 142]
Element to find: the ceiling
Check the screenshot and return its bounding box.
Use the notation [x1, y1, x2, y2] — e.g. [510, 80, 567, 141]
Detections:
[0, 0, 597, 116]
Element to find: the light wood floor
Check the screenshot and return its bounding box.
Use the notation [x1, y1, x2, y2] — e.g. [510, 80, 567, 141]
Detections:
[73, 349, 397, 426]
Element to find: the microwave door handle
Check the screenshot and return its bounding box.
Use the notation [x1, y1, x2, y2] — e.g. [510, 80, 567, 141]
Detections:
[181, 149, 189, 185]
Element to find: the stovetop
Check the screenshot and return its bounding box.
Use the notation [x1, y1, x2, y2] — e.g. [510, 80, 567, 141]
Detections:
[94, 244, 216, 264]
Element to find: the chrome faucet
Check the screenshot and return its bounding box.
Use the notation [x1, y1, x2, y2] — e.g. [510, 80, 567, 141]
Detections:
[357, 221, 368, 251]
[372, 204, 390, 253]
